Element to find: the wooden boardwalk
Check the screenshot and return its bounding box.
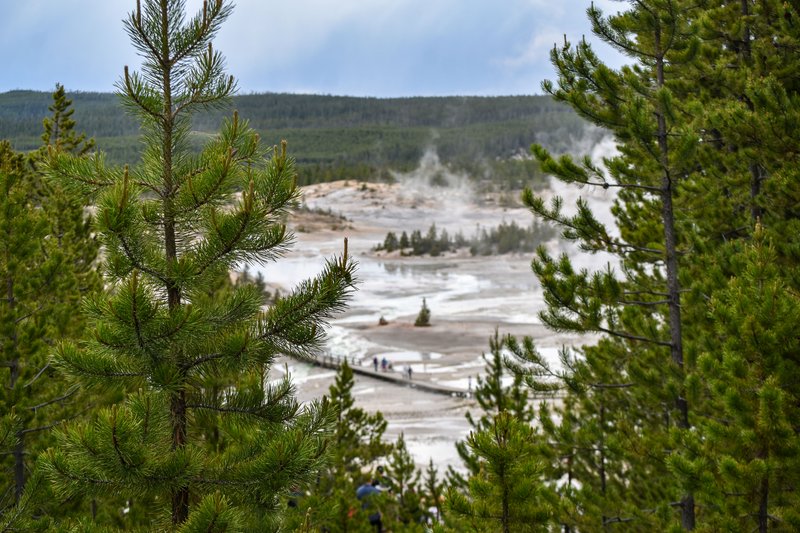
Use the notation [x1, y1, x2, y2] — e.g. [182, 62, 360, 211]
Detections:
[311, 354, 471, 398]
[306, 354, 564, 401]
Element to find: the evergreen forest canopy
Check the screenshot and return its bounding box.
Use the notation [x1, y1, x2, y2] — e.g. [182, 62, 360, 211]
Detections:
[1, 0, 800, 531]
[0, 89, 598, 186]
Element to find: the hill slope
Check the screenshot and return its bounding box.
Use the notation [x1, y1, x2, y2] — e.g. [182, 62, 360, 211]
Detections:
[0, 91, 600, 186]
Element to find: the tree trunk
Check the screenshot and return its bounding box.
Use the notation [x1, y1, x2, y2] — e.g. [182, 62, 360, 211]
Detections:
[758, 475, 769, 533]
[654, 22, 694, 530]
[7, 274, 26, 503]
[158, 0, 189, 525]
[600, 403, 608, 531]
[738, 0, 764, 223]
[501, 479, 510, 533]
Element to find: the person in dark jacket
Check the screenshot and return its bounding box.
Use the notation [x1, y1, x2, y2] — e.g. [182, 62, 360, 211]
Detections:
[356, 479, 383, 532]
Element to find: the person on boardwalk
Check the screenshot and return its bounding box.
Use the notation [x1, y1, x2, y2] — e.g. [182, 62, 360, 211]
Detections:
[373, 356, 379, 372]
[381, 357, 388, 371]
[407, 365, 413, 380]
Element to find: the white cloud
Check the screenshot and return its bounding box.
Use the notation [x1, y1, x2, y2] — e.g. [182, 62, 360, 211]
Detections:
[501, 30, 563, 69]
[0, 0, 629, 95]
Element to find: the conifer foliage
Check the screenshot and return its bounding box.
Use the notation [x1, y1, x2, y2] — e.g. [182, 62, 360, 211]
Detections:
[512, 0, 800, 530]
[444, 411, 552, 533]
[286, 360, 392, 532]
[456, 331, 530, 477]
[42, 0, 356, 528]
[0, 86, 101, 528]
[414, 298, 431, 327]
[40, 83, 96, 157]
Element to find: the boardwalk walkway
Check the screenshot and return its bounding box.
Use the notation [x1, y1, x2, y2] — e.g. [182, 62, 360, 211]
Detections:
[306, 354, 564, 401]
[311, 354, 471, 398]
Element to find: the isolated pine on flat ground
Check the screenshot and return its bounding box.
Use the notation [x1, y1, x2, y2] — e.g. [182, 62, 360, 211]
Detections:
[42, 0, 355, 529]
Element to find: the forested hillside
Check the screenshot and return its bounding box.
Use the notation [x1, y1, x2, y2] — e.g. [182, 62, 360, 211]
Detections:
[0, 90, 597, 184]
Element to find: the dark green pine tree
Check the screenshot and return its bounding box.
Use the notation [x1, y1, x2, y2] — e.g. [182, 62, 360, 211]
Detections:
[41, 0, 356, 529]
[286, 359, 392, 532]
[40, 83, 96, 158]
[654, 1, 800, 529]
[399, 231, 410, 250]
[455, 331, 531, 477]
[0, 124, 100, 529]
[414, 298, 431, 327]
[681, 233, 800, 531]
[382, 232, 399, 253]
[386, 433, 425, 529]
[422, 459, 445, 524]
[516, 1, 800, 529]
[32, 84, 101, 293]
[0, 141, 52, 512]
[441, 411, 552, 533]
[509, 336, 668, 532]
[515, 0, 705, 528]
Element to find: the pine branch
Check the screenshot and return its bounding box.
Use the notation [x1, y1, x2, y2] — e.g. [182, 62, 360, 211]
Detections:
[542, 281, 671, 346]
[594, 323, 672, 347]
[590, 382, 635, 389]
[180, 350, 235, 373]
[116, 233, 169, 285]
[193, 202, 254, 276]
[181, 158, 230, 212]
[184, 403, 286, 421]
[27, 386, 78, 412]
[575, 179, 661, 192]
[591, 9, 656, 59]
[624, 289, 671, 297]
[127, 8, 164, 72]
[121, 66, 163, 121]
[130, 272, 150, 356]
[170, 1, 232, 67]
[20, 418, 68, 436]
[603, 515, 636, 525]
[13, 303, 44, 324]
[617, 299, 670, 306]
[110, 407, 135, 469]
[45, 460, 117, 487]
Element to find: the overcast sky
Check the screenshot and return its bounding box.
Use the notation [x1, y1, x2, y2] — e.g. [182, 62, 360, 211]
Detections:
[0, 0, 627, 97]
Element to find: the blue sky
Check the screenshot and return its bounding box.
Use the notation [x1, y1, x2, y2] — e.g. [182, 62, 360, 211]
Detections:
[0, 0, 627, 97]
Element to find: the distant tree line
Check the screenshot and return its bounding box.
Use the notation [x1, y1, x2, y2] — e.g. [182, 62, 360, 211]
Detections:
[375, 221, 556, 256]
[0, 90, 596, 187]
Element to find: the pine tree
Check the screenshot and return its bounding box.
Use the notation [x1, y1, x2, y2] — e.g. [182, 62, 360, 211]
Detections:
[515, 0, 705, 527]
[414, 298, 431, 327]
[512, 0, 800, 530]
[0, 141, 51, 510]
[399, 231, 410, 250]
[510, 336, 671, 531]
[670, 2, 800, 527]
[443, 411, 552, 533]
[680, 232, 800, 531]
[42, 0, 356, 528]
[0, 116, 100, 528]
[456, 331, 530, 476]
[382, 231, 399, 252]
[284, 360, 390, 532]
[40, 83, 96, 157]
[386, 433, 424, 528]
[422, 459, 444, 524]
